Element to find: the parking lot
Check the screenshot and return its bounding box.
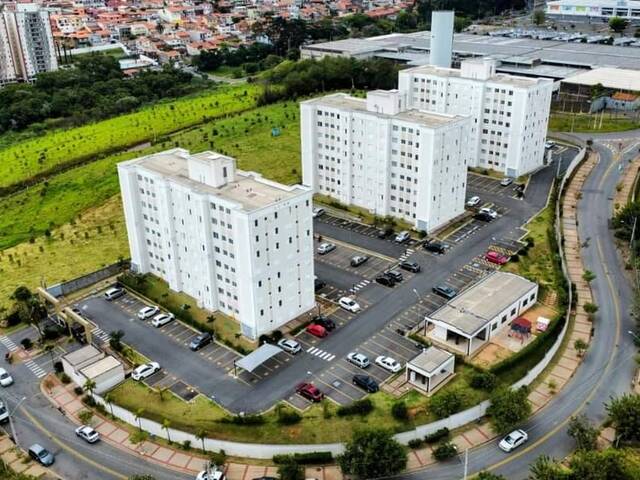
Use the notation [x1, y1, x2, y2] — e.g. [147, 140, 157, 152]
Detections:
[314, 238, 395, 281]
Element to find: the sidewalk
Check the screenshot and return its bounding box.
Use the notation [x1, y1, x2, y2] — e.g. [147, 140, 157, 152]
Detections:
[0, 434, 58, 479]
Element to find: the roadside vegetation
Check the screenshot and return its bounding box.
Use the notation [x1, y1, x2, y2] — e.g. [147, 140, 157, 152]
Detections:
[549, 111, 640, 133]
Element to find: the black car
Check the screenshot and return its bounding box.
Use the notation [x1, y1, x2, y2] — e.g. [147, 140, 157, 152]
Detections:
[312, 315, 336, 331]
[375, 274, 395, 287]
[423, 239, 446, 254]
[352, 374, 379, 393]
[385, 270, 403, 283]
[189, 332, 213, 351]
[314, 278, 327, 292]
[432, 285, 457, 300]
[474, 212, 494, 222]
[399, 261, 421, 273]
[376, 228, 394, 239]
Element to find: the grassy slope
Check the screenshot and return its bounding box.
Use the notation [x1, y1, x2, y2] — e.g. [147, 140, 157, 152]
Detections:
[549, 112, 640, 133]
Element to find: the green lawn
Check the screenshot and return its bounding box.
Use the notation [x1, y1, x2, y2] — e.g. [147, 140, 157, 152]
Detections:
[549, 112, 640, 133]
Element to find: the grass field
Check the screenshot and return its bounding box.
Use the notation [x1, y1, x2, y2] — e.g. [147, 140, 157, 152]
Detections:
[0, 84, 260, 190]
[549, 112, 640, 133]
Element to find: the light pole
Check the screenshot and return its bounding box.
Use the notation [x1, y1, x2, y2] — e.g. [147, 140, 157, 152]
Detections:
[628, 330, 640, 343]
[8, 396, 27, 448]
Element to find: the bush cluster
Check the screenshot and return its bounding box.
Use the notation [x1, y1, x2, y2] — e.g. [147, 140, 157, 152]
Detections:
[336, 398, 374, 417]
[273, 452, 333, 465]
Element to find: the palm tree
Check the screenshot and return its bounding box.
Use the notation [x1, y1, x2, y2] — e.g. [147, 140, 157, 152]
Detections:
[104, 392, 115, 417]
[135, 408, 145, 431]
[83, 379, 97, 397]
[162, 418, 172, 443]
[195, 429, 207, 453]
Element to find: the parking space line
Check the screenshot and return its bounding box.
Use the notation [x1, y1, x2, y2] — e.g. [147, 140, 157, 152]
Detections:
[313, 377, 358, 403]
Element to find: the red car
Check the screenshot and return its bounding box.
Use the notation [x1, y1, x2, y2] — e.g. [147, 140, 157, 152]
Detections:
[485, 250, 510, 265]
[296, 382, 324, 402]
[306, 323, 327, 338]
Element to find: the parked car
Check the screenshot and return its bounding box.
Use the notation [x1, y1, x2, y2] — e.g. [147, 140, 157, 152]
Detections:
[277, 338, 302, 355]
[500, 177, 514, 187]
[137, 305, 160, 320]
[423, 239, 446, 254]
[338, 297, 361, 313]
[352, 374, 379, 393]
[306, 323, 327, 338]
[466, 196, 481, 207]
[296, 382, 324, 402]
[312, 207, 325, 218]
[545, 140, 556, 149]
[485, 250, 510, 265]
[375, 356, 402, 373]
[314, 278, 327, 292]
[499, 429, 528, 452]
[317, 242, 336, 255]
[375, 274, 395, 287]
[395, 231, 411, 243]
[28, 444, 55, 466]
[131, 362, 161, 381]
[479, 207, 498, 219]
[75, 425, 100, 444]
[0, 401, 8, 423]
[350, 255, 369, 267]
[312, 315, 336, 331]
[474, 211, 494, 222]
[347, 352, 370, 369]
[196, 470, 226, 480]
[385, 270, 403, 283]
[0, 368, 13, 387]
[376, 228, 394, 239]
[151, 313, 175, 328]
[189, 332, 213, 351]
[104, 287, 125, 301]
[400, 261, 421, 273]
[432, 285, 457, 300]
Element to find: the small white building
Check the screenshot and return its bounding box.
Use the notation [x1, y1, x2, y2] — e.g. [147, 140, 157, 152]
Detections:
[425, 272, 538, 356]
[406, 347, 455, 395]
[61, 345, 125, 394]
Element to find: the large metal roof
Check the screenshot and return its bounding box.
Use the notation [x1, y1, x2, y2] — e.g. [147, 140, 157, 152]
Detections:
[234, 343, 282, 373]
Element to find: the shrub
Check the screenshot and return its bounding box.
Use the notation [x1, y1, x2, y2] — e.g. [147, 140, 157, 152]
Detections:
[407, 438, 424, 449]
[222, 414, 265, 425]
[82, 395, 96, 407]
[74, 386, 83, 396]
[60, 373, 71, 384]
[20, 338, 33, 350]
[470, 371, 497, 391]
[273, 452, 333, 465]
[78, 409, 93, 424]
[43, 325, 64, 341]
[209, 450, 227, 467]
[424, 427, 450, 444]
[391, 401, 409, 421]
[336, 398, 374, 416]
[181, 440, 192, 450]
[432, 441, 458, 461]
[130, 430, 149, 444]
[430, 390, 464, 418]
[277, 409, 302, 425]
[53, 361, 63, 373]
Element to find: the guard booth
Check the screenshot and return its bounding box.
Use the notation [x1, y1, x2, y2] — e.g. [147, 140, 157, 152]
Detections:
[36, 287, 93, 344]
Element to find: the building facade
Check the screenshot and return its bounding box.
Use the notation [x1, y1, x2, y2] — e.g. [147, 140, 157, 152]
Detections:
[301, 90, 471, 232]
[0, 3, 58, 86]
[118, 149, 315, 340]
[398, 58, 553, 178]
[547, 0, 640, 21]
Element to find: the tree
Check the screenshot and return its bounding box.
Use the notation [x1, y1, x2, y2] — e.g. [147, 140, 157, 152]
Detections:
[569, 448, 631, 478]
[430, 390, 464, 418]
[83, 379, 97, 396]
[277, 458, 304, 480]
[135, 408, 145, 431]
[10, 286, 47, 338]
[487, 386, 532, 434]
[574, 338, 588, 357]
[529, 455, 569, 479]
[605, 393, 640, 443]
[196, 429, 207, 453]
[162, 418, 172, 443]
[609, 16, 629, 35]
[533, 10, 545, 26]
[338, 429, 406, 479]
[104, 392, 115, 417]
[567, 415, 599, 451]
[109, 329, 125, 351]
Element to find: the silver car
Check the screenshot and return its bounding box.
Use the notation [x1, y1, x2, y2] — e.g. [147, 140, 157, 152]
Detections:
[277, 338, 302, 355]
[317, 242, 336, 255]
[347, 352, 370, 369]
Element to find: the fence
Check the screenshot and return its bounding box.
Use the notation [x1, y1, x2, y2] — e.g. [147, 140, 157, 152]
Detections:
[47, 260, 129, 298]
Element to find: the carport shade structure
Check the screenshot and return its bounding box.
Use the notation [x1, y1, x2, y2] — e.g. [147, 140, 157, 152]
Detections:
[233, 343, 283, 375]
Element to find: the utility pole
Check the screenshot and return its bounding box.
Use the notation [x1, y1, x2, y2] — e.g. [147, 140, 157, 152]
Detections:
[463, 448, 469, 480]
[8, 397, 27, 448]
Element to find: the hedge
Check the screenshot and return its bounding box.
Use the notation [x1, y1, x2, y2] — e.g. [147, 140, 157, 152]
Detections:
[336, 398, 373, 417]
[424, 427, 450, 444]
[273, 452, 333, 465]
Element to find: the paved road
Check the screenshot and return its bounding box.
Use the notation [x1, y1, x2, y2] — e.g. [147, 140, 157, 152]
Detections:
[394, 137, 640, 479]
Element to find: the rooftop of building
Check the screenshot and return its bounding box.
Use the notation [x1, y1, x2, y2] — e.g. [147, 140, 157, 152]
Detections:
[561, 67, 640, 92]
[122, 149, 308, 211]
[428, 271, 537, 336]
[408, 347, 453, 374]
[62, 345, 103, 367]
[79, 355, 122, 379]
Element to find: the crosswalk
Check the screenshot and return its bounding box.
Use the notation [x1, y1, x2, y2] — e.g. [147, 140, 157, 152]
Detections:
[92, 328, 110, 344]
[306, 346, 336, 362]
[24, 359, 47, 378]
[398, 248, 415, 262]
[0, 335, 18, 352]
[350, 279, 370, 293]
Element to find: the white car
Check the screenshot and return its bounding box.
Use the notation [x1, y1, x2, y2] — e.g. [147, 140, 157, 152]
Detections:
[499, 429, 528, 452]
[75, 425, 100, 444]
[375, 356, 402, 373]
[317, 242, 336, 255]
[500, 177, 514, 187]
[278, 338, 302, 355]
[138, 305, 160, 320]
[339, 297, 361, 313]
[347, 352, 369, 369]
[466, 196, 481, 207]
[545, 141, 556, 149]
[151, 313, 175, 328]
[0, 368, 13, 387]
[196, 470, 225, 480]
[479, 207, 498, 219]
[395, 231, 410, 243]
[312, 207, 325, 218]
[131, 362, 161, 381]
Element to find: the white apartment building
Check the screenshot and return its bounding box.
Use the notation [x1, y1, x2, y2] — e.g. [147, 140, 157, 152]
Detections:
[301, 90, 471, 232]
[118, 149, 315, 340]
[398, 58, 553, 178]
[0, 3, 58, 87]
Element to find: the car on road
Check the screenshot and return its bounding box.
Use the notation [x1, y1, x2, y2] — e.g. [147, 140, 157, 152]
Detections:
[375, 274, 395, 287]
[317, 242, 336, 255]
[0, 401, 8, 423]
[432, 285, 457, 300]
[400, 261, 420, 273]
[137, 305, 160, 320]
[306, 323, 328, 338]
[545, 141, 556, 149]
[296, 382, 324, 402]
[338, 297, 361, 313]
[312, 315, 336, 331]
[314, 278, 327, 292]
[385, 270, 403, 283]
[28, 444, 55, 466]
[395, 231, 411, 243]
[479, 207, 498, 219]
[423, 239, 446, 254]
[376, 228, 394, 239]
[151, 312, 175, 327]
[500, 177, 514, 187]
[75, 425, 100, 444]
[0, 368, 13, 387]
[352, 374, 379, 393]
[474, 211, 494, 222]
[350, 255, 369, 267]
[312, 208, 325, 218]
[190, 332, 213, 351]
[375, 356, 402, 373]
[347, 352, 370, 369]
[499, 429, 528, 452]
[466, 196, 481, 207]
[196, 470, 226, 480]
[277, 338, 302, 354]
[131, 362, 161, 381]
[104, 287, 125, 301]
[485, 250, 510, 265]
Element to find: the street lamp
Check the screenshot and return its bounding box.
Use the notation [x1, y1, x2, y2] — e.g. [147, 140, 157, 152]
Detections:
[628, 330, 640, 343]
[8, 396, 27, 449]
